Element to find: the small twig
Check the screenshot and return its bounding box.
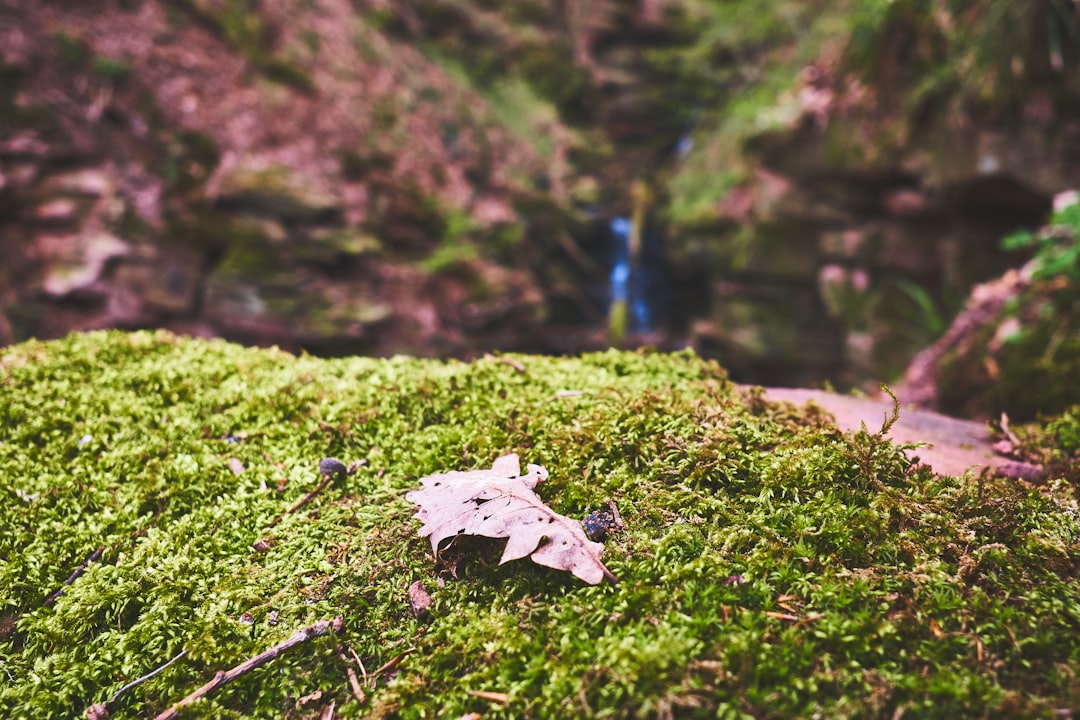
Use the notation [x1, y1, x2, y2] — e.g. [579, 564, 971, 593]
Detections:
[319, 700, 336, 720]
[372, 648, 416, 680]
[483, 353, 526, 373]
[268, 474, 335, 528]
[999, 412, 1021, 445]
[46, 545, 106, 606]
[111, 649, 187, 703]
[349, 645, 368, 687]
[467, 690, 510, 704]
[764, 611, 825, 626]
[345, 666, 366, 703]
[86, 650, 187, 719]
[794, 613, 826, 628]
[153, 617, 344, 720]
[337, 645, 367, 702]
[268, 459, 360, 528]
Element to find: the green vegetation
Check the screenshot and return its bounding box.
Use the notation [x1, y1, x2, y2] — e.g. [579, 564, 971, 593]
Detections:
[847, 0, 1080, 120]
[2, 331, 1079, 718]
[90, 55, 133, 82]
[1011, 407, 1080, 484]
[178, 0, 316, 94]
[929, 198, 1080, 418]
[660, 0, 850, 224]
[1003, 199, 1080, 285]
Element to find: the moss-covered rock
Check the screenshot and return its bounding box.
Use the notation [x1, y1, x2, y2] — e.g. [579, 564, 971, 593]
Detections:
[1, 331, 1079, 718]
[934, 279, 1080, 420]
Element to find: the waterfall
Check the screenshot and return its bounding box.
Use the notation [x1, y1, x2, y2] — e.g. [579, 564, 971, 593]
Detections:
[608, 216, 660, 338]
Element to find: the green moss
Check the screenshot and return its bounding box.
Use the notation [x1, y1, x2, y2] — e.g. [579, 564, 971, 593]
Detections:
[91, 55, 133, 82]
[1, 331, 1079, 718]
[1010, 407, 1080, 483]
[164, 131, 221, 194]
[52, 30, 89, 66]
[935, 282, 1080, 420]
[255, 57, 316, 95]
[176, 0, 315, 94]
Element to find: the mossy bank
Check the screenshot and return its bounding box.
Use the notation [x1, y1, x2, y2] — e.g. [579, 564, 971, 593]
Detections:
[2, 331, 1080, 719]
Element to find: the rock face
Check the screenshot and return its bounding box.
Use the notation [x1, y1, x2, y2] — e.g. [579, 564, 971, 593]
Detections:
[2, 0, 1078, 394]
[683, 100, 1067, 389]
[0, 0, 575, 356]
[896, 259, 1080, 422]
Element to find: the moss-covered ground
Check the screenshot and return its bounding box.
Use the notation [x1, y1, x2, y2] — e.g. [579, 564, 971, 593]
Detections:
[2, 331, 1079, 719]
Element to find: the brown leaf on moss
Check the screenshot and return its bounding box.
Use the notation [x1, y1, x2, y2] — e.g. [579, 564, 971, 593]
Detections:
[405, 454, 615, 585]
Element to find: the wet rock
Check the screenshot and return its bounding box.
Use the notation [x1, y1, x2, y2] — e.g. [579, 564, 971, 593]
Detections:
[31, 198, 83, 224]
[896, 260, 1080, 420]
[107, 245, 203, 320]
[38, 169, 112, 198]
[38, 231, 130, 298]
[214, 164, 342, 224]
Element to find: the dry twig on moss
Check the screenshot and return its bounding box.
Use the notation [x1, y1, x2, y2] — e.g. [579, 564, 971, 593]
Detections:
[85, 650, 187, 719]
[46, 545, 106, 606]
[267, 458, 363, 528]
[152, 616, 344, 720]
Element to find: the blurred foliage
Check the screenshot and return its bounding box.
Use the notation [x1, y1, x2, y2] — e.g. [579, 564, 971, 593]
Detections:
[928, 199, 1080, 419]
[1003, 199, 1080, 285]
[848, 0, 1080, 120]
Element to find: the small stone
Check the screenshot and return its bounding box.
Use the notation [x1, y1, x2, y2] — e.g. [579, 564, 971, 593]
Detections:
[319, 457, 348, 480]
[582, 510, 614, 542]
[252, 538, 271, 552]
[997, 461, 1045, 484]
[408, 580, 432, 619]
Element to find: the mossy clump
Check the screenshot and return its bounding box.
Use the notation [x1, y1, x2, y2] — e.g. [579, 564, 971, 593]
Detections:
[934, 282, 1080, 421]
[1, 331, 1079, 719]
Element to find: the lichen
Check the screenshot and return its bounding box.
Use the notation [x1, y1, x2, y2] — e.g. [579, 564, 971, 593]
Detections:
[1, 331, 1078, 718]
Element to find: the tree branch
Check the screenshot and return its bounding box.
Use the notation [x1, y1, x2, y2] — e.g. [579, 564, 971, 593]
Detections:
[153, 616, 344, 720]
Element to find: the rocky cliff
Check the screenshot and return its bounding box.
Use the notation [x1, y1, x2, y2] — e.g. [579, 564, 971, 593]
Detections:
[3, 0, 1079, 400]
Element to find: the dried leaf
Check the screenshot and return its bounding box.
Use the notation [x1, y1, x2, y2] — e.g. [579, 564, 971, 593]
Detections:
[407, 580, 432, 618]
[405, 454, 615, 585]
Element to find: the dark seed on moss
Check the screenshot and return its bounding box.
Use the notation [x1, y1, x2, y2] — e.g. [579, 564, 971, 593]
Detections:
[583, 510, 614, 541]
[319, 457, 348, 480]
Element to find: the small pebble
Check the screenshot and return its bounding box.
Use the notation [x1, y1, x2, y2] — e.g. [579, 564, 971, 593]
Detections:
[408, 580, 432, 619]
[252, 538, 271, 552]
[319, 457, 348, 480]
[583, 510, 615, 542]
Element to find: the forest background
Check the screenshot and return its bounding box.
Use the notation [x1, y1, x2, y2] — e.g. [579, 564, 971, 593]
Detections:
[3, 0, 1080, 416]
